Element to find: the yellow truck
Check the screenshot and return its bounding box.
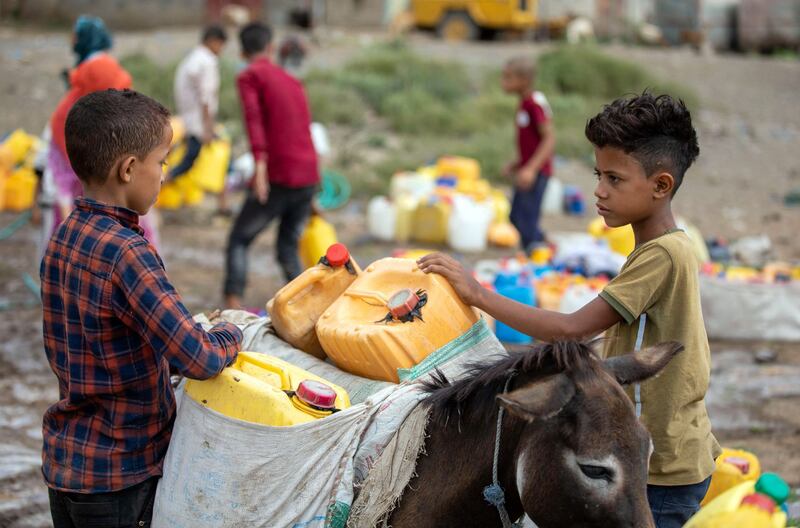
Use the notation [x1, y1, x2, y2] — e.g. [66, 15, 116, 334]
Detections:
[411, 0, 538, 40]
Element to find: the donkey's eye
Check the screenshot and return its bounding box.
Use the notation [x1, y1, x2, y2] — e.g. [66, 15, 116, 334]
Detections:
[579, 464, 614, 482]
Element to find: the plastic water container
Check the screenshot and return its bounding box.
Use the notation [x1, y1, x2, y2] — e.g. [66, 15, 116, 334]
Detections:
[563, 185, 586, 216]
[390, 171, 436, 202]
[156, 182, 183, 210]
[299, 214, 338, 269]
[542, 176, 564, 216]
[702, 448, 761, 506]
[1, 167, 37, 211]
[457, 178, 491, 200]
[436, 155, 480, 181]
[316, 257, 479, 382]
[172, 176, 204, 207]
[493, 272, 535, 344]
[267, 243, 360, 359]
[187, 139, 231, 194]
[394, 195, 418, 243]
[448, 196, 493, 253]
[488, 222, 520, 248]
[413, 198, 451, 245]
[0, 129, 36, 168]
[686, 473, 790, 528]
[184, 351, 350, 426]
[490, 190, 511, 224]
[367, 196, 397, 242]
[168, 116, 185, 146]
[588, 216, 635, 256]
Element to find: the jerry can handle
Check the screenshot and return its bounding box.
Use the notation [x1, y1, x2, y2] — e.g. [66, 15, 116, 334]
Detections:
[343, 289, 389, 307]
[239, 353, 292, 389]
[274, 267, 329, 302]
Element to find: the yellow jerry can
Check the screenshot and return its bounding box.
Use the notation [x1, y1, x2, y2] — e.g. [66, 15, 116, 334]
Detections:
[316, 257, 479, 382]
[412, 198, 451, 245]
[267, 243, 361, 359]
[0, 129, 36, 169]
[686, 473, 789, 528]
[436, 155, 480, 180]
[702, 448, 761, 506]
[155, 182, 183, 210]
[184, 351, 351, 426]
[188, 139, 231, 194]
[2, 167, 38, 211]
[588, 216, 635, 256]
[299, 214, 338, 270]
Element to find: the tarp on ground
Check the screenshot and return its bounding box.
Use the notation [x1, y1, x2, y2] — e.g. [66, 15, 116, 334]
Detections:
[700, 276, 800, 342]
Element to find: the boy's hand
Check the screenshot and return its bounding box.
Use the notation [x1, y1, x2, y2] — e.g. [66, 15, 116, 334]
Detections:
[502, 160, 516, 179]
[417, 253, 483, 307]
[253, 159, 269, 204]
[515, 165, 537, 191]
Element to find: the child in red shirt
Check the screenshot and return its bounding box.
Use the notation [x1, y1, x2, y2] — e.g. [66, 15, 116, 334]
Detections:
[501, 57, 556, 251]
[224, 22, 320, 309]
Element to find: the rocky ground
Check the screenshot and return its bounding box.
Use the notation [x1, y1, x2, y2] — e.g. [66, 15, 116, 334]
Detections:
[0, 23, 798, 527]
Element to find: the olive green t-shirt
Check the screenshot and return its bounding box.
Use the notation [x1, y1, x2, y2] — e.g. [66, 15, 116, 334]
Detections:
[599, 230, 722, 486]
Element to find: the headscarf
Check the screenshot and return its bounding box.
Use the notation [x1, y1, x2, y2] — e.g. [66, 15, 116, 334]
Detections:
[72, 16, 112, 65]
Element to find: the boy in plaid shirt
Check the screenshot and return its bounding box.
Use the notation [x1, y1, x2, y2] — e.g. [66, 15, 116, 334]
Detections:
[40, 89, 243, 527]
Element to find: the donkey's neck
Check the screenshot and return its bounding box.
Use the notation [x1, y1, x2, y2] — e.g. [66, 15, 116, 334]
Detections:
[389, 406, 526, 527]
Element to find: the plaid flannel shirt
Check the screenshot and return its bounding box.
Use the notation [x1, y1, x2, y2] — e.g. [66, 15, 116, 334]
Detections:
[40, 198, 242, 492]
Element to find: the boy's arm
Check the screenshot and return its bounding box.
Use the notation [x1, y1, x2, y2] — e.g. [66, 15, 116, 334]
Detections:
[237, 70, 270, 202]
[418, 253, 621, 341]
[111, 241, 243, 380]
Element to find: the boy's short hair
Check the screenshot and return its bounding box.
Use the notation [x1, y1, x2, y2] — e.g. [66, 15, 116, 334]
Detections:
[505, 56, 536, 83]
[202, 24, 228, 43]
[65, 89, 170, 185]
[239, 22, 272, 56]
[585, 92, 699, 194]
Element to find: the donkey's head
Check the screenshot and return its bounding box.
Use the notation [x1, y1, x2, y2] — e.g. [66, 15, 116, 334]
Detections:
[497, 340, 682, 528]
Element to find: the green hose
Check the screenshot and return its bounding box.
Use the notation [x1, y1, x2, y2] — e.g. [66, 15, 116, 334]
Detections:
[0, 209, 32, 240]
[316, 169, 351, 211]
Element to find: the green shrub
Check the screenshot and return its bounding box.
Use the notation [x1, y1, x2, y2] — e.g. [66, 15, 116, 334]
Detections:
[121, 54, 176, 111]
[537, 45, 698, 108]
[306, 83, 367, 126]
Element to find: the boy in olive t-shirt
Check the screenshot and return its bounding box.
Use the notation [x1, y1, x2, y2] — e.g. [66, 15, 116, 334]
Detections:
[418, 92, 720, 528]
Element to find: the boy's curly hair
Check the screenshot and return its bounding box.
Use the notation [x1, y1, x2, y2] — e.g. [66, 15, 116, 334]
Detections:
[585, 92, 699, 194]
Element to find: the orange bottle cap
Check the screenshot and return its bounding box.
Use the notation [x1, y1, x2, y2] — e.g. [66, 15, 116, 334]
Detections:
[325, 243, 350, 267]
[388, 289, 420, 319]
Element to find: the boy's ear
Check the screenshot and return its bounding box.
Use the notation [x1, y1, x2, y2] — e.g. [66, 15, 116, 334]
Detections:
[118, 156, 137, 184]
[652, 171, 675, 198]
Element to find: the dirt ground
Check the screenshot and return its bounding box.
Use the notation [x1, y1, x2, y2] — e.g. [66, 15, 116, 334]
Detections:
[0, 24, 798, 527]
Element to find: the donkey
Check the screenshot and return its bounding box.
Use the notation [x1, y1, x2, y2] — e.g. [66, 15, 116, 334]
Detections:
[388, 340, 683, 528]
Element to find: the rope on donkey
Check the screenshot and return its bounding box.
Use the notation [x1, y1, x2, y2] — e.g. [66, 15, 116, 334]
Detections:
[483, 371, 523, 528]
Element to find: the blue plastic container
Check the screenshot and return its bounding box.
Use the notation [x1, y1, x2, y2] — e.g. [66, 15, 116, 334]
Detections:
[493, 274, 536, 344]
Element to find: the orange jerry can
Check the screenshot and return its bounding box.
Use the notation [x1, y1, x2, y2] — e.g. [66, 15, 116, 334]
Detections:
[316, 257, 479, 382]
[267, 244, 361, 359]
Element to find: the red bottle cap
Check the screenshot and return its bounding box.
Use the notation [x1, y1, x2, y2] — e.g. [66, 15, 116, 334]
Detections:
[388, 289, 419, 319]
[325, 243, 350, 267]
[725, 456, 750, 475]
[296, 380, 337, 410]
[740, 493, 776, 514]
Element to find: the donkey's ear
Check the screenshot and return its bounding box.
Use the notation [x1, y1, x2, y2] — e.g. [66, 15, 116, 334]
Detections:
[497, 373, 576, 422]
[603, 341, 684, 385]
